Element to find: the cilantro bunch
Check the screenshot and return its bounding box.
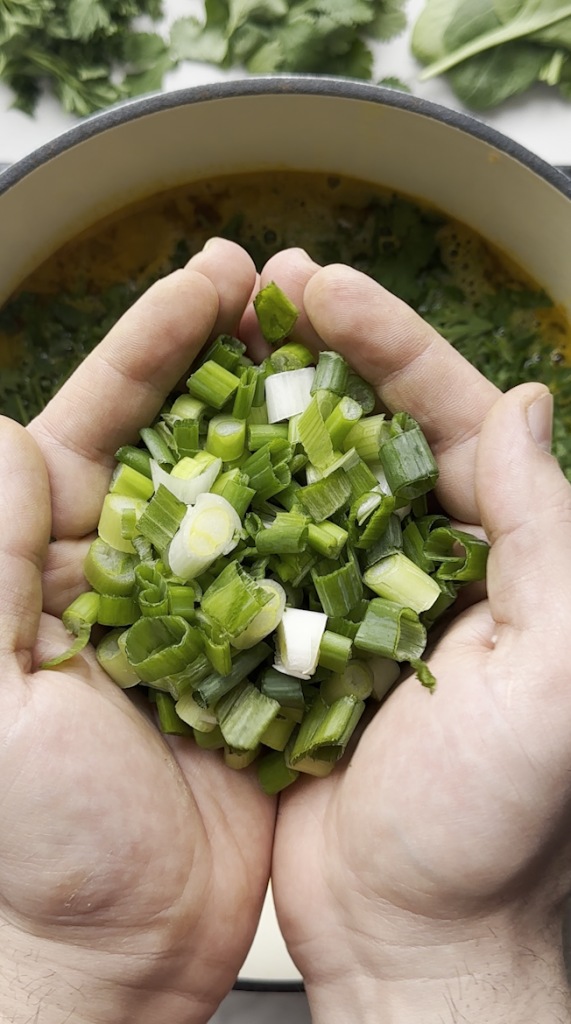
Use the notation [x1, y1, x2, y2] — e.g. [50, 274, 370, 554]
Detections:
[0, 0, 172, 116]
[170, 0, 407, 79]
[412, 0, 571, 110]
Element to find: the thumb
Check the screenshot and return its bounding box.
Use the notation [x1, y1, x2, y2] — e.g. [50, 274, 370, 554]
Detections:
[475, 383, 571, 637]
[0, 417, 51, 660]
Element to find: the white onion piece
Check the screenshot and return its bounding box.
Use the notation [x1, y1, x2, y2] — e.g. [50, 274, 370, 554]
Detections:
[265, 367, 315, 423]
[231, 580, 287, 650]
[168, 493, 241, 581]
[274, 607, 327, 679]
[151, 457, 221, 504]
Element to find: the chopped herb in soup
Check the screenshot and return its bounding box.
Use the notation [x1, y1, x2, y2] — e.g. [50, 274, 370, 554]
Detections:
[0, 171, 569, 478]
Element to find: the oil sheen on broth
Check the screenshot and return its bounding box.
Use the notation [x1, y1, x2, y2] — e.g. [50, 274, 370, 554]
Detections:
[0, 171, 569, 476]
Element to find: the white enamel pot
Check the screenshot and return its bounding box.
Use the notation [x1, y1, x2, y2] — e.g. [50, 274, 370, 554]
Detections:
[0, 77, 570, 989]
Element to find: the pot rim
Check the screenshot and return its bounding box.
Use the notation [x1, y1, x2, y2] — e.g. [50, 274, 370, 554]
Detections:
[1, 75, 571, 201]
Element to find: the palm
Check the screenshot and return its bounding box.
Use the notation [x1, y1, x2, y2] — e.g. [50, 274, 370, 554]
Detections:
[243, 250, 571, 985]
[2, 624, 270, 1006]
[0, 243, 275, 1020]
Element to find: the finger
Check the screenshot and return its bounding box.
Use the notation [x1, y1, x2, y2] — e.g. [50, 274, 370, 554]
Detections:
[475, 383, 571, 637]
[186, 237, 257, 339]
[303, 264, 500, 523]
[239, 249, 323, 357]
[0, 417, 51, 660]
[29, 268, 219, 539]
[238, 272, 270, 362]
[42, 537, 93, 617]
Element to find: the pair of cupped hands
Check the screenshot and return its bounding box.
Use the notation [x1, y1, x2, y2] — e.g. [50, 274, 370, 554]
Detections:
[1, 239, 571, 1024]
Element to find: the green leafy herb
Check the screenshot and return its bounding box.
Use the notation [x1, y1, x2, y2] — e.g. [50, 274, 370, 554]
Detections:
[412, 0, 571, 109]
[169, 0, 407, 79]
[0, 0, 170, 116]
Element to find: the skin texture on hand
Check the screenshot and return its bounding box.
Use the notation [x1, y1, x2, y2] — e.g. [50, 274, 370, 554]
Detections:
[247, 252, 571, 1024]
[0, 240, 276, 1024]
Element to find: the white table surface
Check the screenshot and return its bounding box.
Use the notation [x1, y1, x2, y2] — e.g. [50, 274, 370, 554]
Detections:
[1, 3, 569, 1019]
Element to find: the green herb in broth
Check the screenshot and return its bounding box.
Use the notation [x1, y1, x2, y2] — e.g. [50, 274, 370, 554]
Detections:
[0, 171, 569, 479]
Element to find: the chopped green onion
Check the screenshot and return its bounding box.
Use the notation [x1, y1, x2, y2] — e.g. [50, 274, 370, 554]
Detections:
[231, 579, 286, 650]
[364, 513, 404, 569]
[193, 641, 272, 708]
[198, 333, 245, 373]
[241, 443, 291, 500]
[260, 715, 296, 751]
[136, 485, 185, 556]
[167, 584, 197, 620]
[265, 367, 315, 423]
[248, 423, 289, 450]
[206, 415, 246, 462]
[271, 342, 313, 372]
[150, 455, 221, 505]
[84, 538, 137, 596]
[343, 415, 386, 462]
[201, 561, 272, 639]
[194, 725, 225, 750]
[367, 656, 401, 701]
[125, 616, 203, 683]
[41, 591, 100, 669]
[173, 419, 200, 458]
[364, 552, 441, 614]
[320, 660, 373, 704]
[297, 468, 352, 522]
[202, 631, 233, 675]
[307, 520, 348, 559]
[156, 692, 193, 735]
[176, 691, 218, 732]
[311, 552, 363, 618]
[325, 396, 363, 449]
[297, 396, 334, 469]
[311, 350, 350, 395]
[256, 511, 308, 556]
[318, 630, 353, 673]
[260, 668, 305, 709]
[98, 493, 148, 554]
[169, 493, 241, 581]
[257, 751, 299, 794]
[233, 367, 257, 420]
[114, 445, 152, 480]
[97, 593, 139, 627]
[288, 694, 364, 765]
[170, 394, 208, 422]
[275, 607, 327, 680]
[224, 746, 260, 769]
[96, 628, 140, 688]
[254, 280, 299, 345]
[423, 527, 489, 582]
[345, 458, 380, 500]
[110, 463, 154, 501]
[402, 519, 436, 574]
[379, 412, 439, 499]
[140, 426, 176, 467]
[354, 598, 427, 662]
[135, 564, 169, 618]
[346, 373, 376, 414]
[216, 681, 280, 750]
[187, 360, 240, 409]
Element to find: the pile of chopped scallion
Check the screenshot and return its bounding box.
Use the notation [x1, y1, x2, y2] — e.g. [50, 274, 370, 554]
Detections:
[45, 281, 489, 794]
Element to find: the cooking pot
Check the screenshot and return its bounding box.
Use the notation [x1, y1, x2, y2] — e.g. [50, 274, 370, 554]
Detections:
[1, 77, 570, 988]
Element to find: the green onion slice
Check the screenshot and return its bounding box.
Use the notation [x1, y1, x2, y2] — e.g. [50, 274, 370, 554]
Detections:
[254, 280, 300, 345]
[354, 598, 427, 662]
[169, 493, 241, 581]
[275, 606, 328, 680]
[125, 615, 203, 683]
[41, 591, 100, 669]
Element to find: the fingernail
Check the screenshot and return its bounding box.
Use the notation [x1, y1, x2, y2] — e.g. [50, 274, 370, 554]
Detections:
[294, 247, 316, 264]
[527, 392, 553, 453]
[203, 237, 223, 252]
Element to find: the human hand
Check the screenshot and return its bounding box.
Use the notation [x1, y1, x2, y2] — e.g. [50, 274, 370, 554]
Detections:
[245, 250, 571, 1024]
[0, 240, 273, 1024]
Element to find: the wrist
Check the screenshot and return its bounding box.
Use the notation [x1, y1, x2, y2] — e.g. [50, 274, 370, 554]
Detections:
[0, 924, 222, 1024]
[303, 910, 571, 1024]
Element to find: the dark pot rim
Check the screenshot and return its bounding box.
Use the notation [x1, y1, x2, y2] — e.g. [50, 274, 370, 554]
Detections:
[1, 75, 571, 201]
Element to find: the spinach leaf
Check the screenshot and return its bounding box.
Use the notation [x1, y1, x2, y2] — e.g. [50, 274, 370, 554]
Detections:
[418, 0, 571, 80]
[447, 40, 548, 108]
